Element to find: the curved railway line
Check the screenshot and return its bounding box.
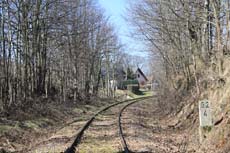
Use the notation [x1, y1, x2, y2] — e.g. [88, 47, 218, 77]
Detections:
[118, 99, 145, 153]
[64, 96, 154, 153]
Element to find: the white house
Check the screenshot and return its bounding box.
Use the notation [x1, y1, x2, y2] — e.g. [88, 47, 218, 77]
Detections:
[136, 68, 148, 86]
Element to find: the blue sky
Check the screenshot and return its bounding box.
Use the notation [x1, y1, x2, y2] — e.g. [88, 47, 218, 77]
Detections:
[98, 0, 150, 73]
[98, 0, 146, 56]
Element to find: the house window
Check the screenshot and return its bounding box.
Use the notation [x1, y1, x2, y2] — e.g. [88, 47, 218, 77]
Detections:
[137, 74, 140, 78]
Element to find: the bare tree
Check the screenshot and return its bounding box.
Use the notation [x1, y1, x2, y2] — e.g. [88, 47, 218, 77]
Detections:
[127, 0, 230, 103]
[0, 0, 122, 112]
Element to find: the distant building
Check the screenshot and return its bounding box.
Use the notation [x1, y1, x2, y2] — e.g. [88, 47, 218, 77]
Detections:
[136, 68, 148, 86]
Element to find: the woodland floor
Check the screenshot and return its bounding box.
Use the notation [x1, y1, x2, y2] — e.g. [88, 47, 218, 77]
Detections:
[0, 92, 228, 153]
[0, 97, 119, 153]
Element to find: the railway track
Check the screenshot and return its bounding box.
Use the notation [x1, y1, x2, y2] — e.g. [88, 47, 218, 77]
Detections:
[64, 96, 153, 153]
[118, 99, 143, 153]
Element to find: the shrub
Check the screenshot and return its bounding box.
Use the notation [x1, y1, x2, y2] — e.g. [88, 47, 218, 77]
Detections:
[121, 80, 139, 89]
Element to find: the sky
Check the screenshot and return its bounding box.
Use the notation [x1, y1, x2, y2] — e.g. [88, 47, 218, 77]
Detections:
[98, 0, 146, 56]
[98, 0, 150, 73]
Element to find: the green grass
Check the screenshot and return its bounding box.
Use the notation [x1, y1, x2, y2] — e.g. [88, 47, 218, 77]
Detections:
[24, 121, 40, 129]
[203, 126, 212, 132]
[127, 90, 153, 99]
[0, 119, 54, 135]
[5, 117, 55, 133]
[0, 125, 14, 134]
[73, 107, 85, 114]
[78, 139, 118, 153]
[115, 89, 153, 98]
[142, 90, 154, 97]
[115, 89, 126, 97]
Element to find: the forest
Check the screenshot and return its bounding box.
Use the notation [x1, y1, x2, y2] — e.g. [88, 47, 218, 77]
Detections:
[128, 0, 230, 106]
[0, 0, 126, 113]
[1, 0, 230, 152]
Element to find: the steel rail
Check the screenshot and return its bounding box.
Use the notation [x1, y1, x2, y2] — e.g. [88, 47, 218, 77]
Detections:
[118, 98, 150, 153]
[64, 96, 153, 153]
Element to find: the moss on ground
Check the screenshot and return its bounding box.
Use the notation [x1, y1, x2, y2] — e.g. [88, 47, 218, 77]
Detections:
[127, 90, 153, 99]
[78, 141, 118, 153]
[22, 118, 55, 130]
[0, 125, 14, 134]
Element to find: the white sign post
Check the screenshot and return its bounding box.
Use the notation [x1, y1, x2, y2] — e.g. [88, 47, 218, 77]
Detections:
[199, 100, 212, 127]
[199, 99, 212, 143]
